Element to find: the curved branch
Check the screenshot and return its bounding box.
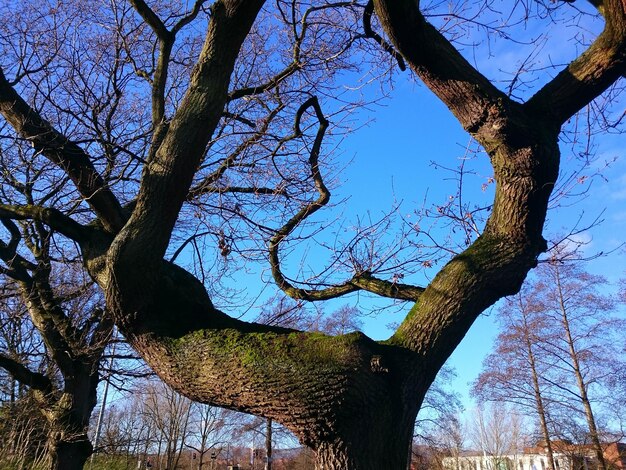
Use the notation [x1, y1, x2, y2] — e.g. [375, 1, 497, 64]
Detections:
[269, 97, 425, 302]
[0, 69, 125, 233]
[269, 97, 331, 299]
[363, 0, 406, 71]
[1, 218, 21, 257]
[172, 0, 211, 35]
[525, 0, 626, 124]
[350, 272, 424, 301]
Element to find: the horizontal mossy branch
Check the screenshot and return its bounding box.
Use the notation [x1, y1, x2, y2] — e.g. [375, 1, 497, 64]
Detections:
[126, 322, 420, 446]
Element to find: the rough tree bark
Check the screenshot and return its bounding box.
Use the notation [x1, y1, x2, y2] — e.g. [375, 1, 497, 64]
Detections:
[0, 0, 624, 469]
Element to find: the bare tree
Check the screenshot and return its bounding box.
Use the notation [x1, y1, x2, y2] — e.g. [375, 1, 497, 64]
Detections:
[469, 404, 528, 470]
[431, 413, 467, 470]
[0, 0, 624, 468]
[473, 289, 558, 470]
[534, 252, 623, 470]
[138, 380, 193, 470]
[475, 248, 625, 470]
[185, 403, 235, 469]
[0, 273, 111, 470]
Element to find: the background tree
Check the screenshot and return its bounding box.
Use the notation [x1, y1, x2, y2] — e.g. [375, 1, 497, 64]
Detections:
[0, 272, 111, 469]
[473, 288, 558, 470]
[412, 365, 464, 470]
[468, 404, 528, 470]
[428, 413, 466, 470]
[475, 248, 625, 469]
[0, 0, 624, 468]
[533, 252, 623, 469]
[185, 402, 235, 470]
[141, 380, 193, 470]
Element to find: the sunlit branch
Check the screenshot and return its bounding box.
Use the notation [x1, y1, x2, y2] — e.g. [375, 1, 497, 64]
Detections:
[525, 0, 626, 124]
[130, 0, 210, 145]
[269, 97, 424, 302]
[373, 0, 510, 138]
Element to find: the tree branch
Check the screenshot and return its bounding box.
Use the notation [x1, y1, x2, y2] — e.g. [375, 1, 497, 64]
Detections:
[228, 63, 300, 102]
[106, 0, 266, 316]
[0, 353, 53, 394]
[129, 0, 171, 40]
[18, 278, 77, 377]
[525, 0, 626, 124]
[0, 68, 125, 233]
[363, 0, 406, 71]
[172, 0, 211, 35]
[372, 0, 510, 137]
[191, 185, 288, 197]
[269, 97, 425, 302]
[129, 0, 177, 135]
[226, 1, 341, 102]
[188, 104, 284, 200]
[0, 204, 90, 243]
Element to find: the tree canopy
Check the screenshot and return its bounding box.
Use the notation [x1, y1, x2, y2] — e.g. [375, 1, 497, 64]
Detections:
[0, 0, 624, 468]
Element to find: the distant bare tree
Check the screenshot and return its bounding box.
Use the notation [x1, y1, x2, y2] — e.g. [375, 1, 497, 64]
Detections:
[475, 246, 625, 470]
[469, 404, 528, 470]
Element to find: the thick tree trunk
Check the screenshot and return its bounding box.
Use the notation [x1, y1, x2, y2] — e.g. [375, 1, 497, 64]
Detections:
[313, 417, 414, 470]
[48, 432, 92, 470]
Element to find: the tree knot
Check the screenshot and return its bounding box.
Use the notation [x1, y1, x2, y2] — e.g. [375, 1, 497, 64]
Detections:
[370, 355, 389, 373]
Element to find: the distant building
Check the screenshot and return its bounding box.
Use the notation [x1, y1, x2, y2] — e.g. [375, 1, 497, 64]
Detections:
[441, 441, 626, 470]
